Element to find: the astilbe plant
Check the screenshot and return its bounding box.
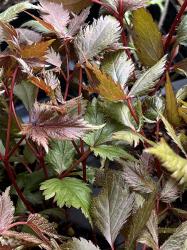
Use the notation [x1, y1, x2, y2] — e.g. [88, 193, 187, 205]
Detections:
[0, 0, 187, 249]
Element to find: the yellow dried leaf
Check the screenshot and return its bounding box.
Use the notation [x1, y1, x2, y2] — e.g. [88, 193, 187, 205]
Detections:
[165, 72, 181, 127]
[178, 106, 187, 123]
[20, 40, 55, 59]
[132, 8, 164, 67]
[85, 62, 126, 101]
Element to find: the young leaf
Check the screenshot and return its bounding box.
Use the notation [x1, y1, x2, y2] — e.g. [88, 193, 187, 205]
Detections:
[40, 178, 91, 221]
[91, 171, 135, 248]
[86, 62, 126, 101]
[113, 130, 142, 147]
[62, 238, 100, 250]
[122, 161, 156, 194]
[160, 114, 186, 156]
[132, 8, 164, 67]
[0, 187, 15, 233]
[128, 55, 167, 97]
[39, 0, 70, 36]
[45, 140, 75, 174]
[14, 80, 37, 112]
[45, 48, 62, 69]
[145, 139, 187, 185]
[21, 102, 96, 152]
[74, 16, 121, 62]
[101, 51, 134, 87]
[67, 7, 90, 37]
[125, 191, 157, 250]
[160, 179, 179, 203]
[165, 72, 182, 127]
[160, 221, 187, 250]
[0, 2, 37, 23]
[91, 144, 136, 161]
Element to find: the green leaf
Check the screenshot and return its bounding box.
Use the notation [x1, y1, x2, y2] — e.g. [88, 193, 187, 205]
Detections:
[101, 51, 134, 87]
[23, 145, 36, 164]
[160, 221, 187, 250]
[177, 15, 187, 46]
[0, 1, 38, 22]
[0, 139, 5, 155]
[45, 140, 75, 174]
[91, 171, 134, 248]
[91, 145, 136, 161]
[128, 55, 167, 97]
[14, 80, 37, 112]
[74, 15, 121, 62]
[132, 8, 164, 66]
[160, 114, 187, 157]
[165, 72, 181, 127]
[145, 139, 187, 185]
[62, 237, 100, 250]
[22, 20, 51, 33]
[40, 178, 91, 221]
[113, 130, 141, 146]
[125, 191, 157, 250]
[83, 99, 118, 146]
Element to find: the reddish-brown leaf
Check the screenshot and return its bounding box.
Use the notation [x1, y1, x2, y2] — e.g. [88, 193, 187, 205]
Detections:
[28, 76, 52, 95]
[21, 102, 96, 152]
[0, 188, 14, 233]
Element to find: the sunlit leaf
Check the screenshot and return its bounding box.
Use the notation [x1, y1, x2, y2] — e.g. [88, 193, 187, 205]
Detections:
[145, 139, 187, 185]
[40, 177, 91, 221]
[128, 55, 166, 97]
[132, 8, 164, 66]
[86, 63, 126, 101]
[160, 178, 179, 203]
[177, 15, 187, 46]
[74, 16, 121, 62]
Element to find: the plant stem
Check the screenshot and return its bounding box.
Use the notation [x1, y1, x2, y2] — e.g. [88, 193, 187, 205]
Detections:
[8, 136, 26, 159]
[59, 149, 91, 179]
[3, 160, 34, 212]
[5, 67, 18, 157]
[164, 0, 187, 51]
[159, 0, 170, 29]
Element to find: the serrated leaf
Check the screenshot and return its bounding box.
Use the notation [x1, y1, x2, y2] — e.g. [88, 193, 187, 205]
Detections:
[145, 139, 187, 185]
[160, 114, 186, 156]
[113, 130, 142, 147]
[74, 15, 121, 62]
[21, 102, 96, 152]
[165, 72, 181, 127]
[20, 39, 54, 59]
[67, 7, 90, 37]
[122, 161, 156, 194]
[125, 191, 156, 250]
[45, 140, 75, 174]
[46, 48, 62, 69]
[132, 8, 164, 66]
[101, 51, 134, 87]
[28, 76, 52, 95]
[0, 187, 15, 233]
[91, 171, 134, 248]
[14, 80, 37, 112]
[83, 99, 118, 147]
[22, 20, 51, 34]
[39, 0, 70, 36]
[91, 145, 136, 161]
[128, 55, 166, 97]
[160, 221, 187, 250]
[86, 62, 126, 101]
[62, 237, 100, 250]
[177, 15, 187, 46]
[0, 2, 37, 23]
[160, 178, 179, 203]
[40, 178, 91, 221]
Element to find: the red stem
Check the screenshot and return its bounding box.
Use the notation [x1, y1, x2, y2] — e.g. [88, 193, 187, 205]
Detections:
[59, 149, 91, 179]
[3, 160, 34, 212]
[8, 136, 26, 159]
[5, 67, 18, 158]
[164, 0, 187, 51]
